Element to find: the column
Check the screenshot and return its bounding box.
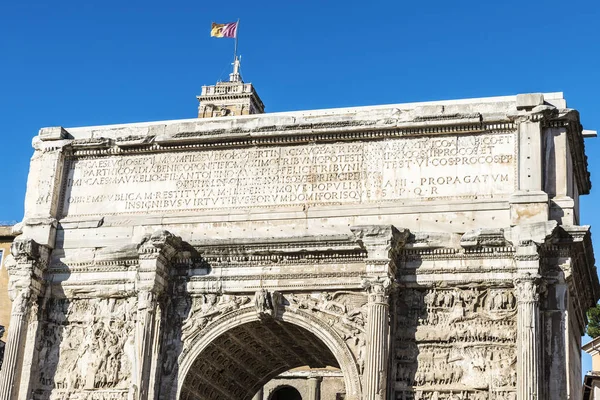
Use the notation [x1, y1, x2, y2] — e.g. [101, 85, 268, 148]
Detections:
[514, 275, 542, 400]
[363, 277, 392, 400]
[136, 291, 158, 399]
[351, 225, 409, 400]
[135, 230, 181, 400]
[0, 290, 31, 400]
[307, 375, 322, 400]
[0, 238, 47, 400]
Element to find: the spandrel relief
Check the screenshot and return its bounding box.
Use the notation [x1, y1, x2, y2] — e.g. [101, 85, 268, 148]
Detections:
[285, 291, 368, 370]
[180, 293, 251, 340]
[395, 288, 516, 396]
[35, 298, 136, 399]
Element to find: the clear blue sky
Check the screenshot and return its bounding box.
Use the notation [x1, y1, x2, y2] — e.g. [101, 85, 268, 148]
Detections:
[1, 0, 599, 375]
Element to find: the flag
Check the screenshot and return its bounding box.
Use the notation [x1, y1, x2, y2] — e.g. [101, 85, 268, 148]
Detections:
[211, 22, 238, 38]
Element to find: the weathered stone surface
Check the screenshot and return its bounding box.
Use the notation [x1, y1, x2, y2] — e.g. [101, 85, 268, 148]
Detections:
[2, 92, 598, 400]
[38, 127, 69, 141]
[516, 93, 544, 110]
[60, 132, 517, 218]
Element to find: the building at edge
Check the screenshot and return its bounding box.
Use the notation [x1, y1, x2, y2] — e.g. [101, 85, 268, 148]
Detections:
[0, 66, 598, 400]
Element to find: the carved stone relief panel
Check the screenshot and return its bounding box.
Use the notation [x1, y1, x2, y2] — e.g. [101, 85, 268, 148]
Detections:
[181, 293, 252, 341]
[34, 297, 136, 400]
[395, 390, 517, 400]
[394, 287, 516, 399]
[285, 291, 368, 372]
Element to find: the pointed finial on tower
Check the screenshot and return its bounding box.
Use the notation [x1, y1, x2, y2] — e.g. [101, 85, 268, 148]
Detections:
[229, 55, 242, 83]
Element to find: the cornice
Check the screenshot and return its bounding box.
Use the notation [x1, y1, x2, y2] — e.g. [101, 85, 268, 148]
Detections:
[60, 120, 516, 159]
[401, 246, 515, 262]
[189, 271, 364, 282]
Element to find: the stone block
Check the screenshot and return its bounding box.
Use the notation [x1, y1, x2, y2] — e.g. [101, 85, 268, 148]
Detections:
[510, 202, 549, 225]
[38, 127, 69, 141]
[412, 105, 445, 118]
[20, 218, 57, 248]
[516, 93, 544, 110]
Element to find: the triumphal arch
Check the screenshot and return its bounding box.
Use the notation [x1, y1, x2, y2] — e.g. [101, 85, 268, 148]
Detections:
[0, 88, 598, 400]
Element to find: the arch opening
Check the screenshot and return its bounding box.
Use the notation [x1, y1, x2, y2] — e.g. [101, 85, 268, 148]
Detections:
[179, 319, 341, 400]
[269, 386, 302, 400]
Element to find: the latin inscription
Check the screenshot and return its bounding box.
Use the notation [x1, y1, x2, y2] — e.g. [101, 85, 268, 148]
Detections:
[61, 133, 516, 216]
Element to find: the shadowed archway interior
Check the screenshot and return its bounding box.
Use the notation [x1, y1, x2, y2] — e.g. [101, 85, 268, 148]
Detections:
[179, 319, 340, 400]
[270, 386, 302, 400]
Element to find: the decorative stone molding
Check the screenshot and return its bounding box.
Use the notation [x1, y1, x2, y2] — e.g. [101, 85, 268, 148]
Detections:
[136, 230, 182, 294]
[361, 276, 394, 304]
[351, 225, 409, 276]
[460, 228, 509, 249]
[514, 274, 543, 304]
[10, 237, 41, 261]
[5, 238, 49, 302]
[138, 229, 183, 261]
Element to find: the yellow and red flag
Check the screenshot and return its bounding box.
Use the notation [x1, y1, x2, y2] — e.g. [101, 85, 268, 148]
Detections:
[211, 22, 238, 38]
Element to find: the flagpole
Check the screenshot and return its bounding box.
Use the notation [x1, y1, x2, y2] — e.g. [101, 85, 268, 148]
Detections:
[234, 18, 240, 62]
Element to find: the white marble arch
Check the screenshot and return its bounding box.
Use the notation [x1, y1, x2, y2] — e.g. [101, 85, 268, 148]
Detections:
[176, 305, 363, 400]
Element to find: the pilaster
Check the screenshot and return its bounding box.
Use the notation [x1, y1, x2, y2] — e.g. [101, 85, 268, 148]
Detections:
[0, 238, 49, 400]
[544, 126, 577, 224]
[509, 95, 552, 225]
[135, 230, 182, 400]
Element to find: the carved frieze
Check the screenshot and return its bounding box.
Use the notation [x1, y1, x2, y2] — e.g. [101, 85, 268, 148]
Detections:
[394, 287, 517, 396]
[35, 298, 136, 399]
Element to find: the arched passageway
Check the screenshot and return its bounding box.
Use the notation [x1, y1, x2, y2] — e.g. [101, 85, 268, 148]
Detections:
[270, 386, 302, 400]
[179, 319, 342, 400]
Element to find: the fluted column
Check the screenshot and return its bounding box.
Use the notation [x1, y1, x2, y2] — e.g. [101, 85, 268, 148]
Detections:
[351, 225, 409, 400]
[514, 275, 542, 400]
[135, 230, 181, 400]
[0, 290, 31, 400]
[307, 375, 322, 400]
[363, 277, 392, 400]
[0, 238, 47, 400]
